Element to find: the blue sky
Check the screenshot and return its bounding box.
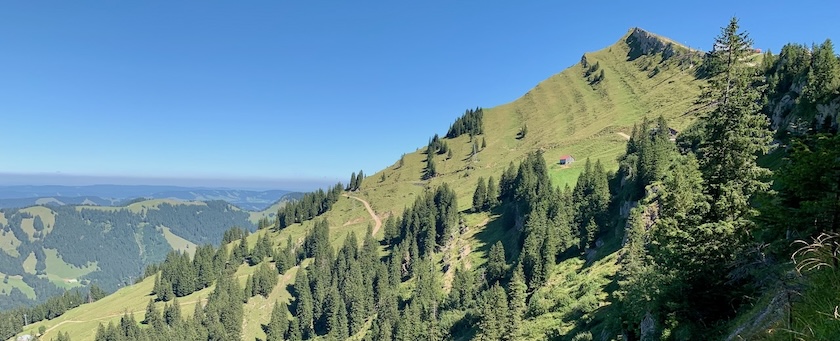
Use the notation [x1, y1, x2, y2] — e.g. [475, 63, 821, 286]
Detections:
[1, 1, 838, 190]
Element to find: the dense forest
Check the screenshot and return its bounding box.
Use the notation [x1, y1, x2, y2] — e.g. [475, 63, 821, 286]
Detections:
[276, 184, 344, 229]
[3, 17, 840, 341]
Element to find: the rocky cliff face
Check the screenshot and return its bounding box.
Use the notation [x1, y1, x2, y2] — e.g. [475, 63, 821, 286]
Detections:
[625, 28, 675, 59]
[767, 78, 840, 134]
[625, 27, 698, 62]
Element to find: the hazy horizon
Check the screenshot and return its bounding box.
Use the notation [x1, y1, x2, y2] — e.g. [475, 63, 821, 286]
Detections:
[0, 172, 339, 192]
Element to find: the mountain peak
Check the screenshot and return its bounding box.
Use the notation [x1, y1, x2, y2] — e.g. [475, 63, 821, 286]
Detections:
[623, 27, 695, 60]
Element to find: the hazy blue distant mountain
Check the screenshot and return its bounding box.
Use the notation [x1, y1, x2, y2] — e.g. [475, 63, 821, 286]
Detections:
[149, 189, 293, 211]
[0, 196, 117, 209]
[0, 185, 294, 210]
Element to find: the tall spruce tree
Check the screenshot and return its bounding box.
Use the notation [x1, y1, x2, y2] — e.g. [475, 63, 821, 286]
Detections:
[486, 176, 500, 209]
[486, 241, 506, 284]
[425, 153, 437, 179]
[293, 268, 314, 338]
[477, 284, 509, 341]
[698, 17, 772, 222]
[507, 264, 527, 341]
[356, 169, 364, 190]
[266, 301, 289, 341]
[472, 177, 487, 212]
[805, 39, 840, 107]
[348, 172, 357, 191]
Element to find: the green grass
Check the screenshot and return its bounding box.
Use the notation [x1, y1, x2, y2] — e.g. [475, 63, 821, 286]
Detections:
[0, 273, 36, 299]
[0, 230, 21, 257]
[788, 268, 840, 339]
[43, 249, 97, 280]
[22, 252, 36, 275]
[249, 199, 289, 224]
[160, 226, 198, 256]
[242, 265, 299, 341]
[12, 29, 709, 341]
[519, 254, 620, 340]
[18, 206, 57, 240]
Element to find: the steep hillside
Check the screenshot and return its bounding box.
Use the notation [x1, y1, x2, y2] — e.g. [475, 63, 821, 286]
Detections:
[362, 27, 702, 218]
[4, 27, 712, 341]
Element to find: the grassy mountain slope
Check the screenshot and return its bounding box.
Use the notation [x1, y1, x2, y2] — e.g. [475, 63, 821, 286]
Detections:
[364, 28, 702, 215]
[9, 28, 708, 340]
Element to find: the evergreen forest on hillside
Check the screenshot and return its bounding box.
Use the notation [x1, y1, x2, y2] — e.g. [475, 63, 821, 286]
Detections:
[2, 17, 840, 341]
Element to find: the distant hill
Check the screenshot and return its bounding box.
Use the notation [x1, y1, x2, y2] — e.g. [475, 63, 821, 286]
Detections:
[0, 185, 296, 211]
[0, 199, 259, 309]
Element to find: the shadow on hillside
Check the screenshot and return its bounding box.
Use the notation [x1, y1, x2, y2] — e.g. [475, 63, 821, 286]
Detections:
[558, 291, 621, 341]
[285, 282, 298, 313]
[472, 205, 522, 271]
[581, 236, 623, 270]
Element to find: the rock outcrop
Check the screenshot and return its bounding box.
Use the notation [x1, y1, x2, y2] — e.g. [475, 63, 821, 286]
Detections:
[625, 28, 680, 61]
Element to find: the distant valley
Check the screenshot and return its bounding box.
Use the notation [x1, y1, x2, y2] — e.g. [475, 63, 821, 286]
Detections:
[0, 185, 302, 309]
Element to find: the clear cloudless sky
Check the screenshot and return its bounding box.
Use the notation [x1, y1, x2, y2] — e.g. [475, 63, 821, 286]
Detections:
[0, 1, 838, 190]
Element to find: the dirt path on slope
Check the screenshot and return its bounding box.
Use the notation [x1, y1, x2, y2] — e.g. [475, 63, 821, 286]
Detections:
[344, 194, 382, 236]
[616, 132, 631, 140]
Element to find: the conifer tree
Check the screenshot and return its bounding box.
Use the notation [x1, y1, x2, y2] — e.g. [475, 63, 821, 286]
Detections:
[157, 277, 174, 302]
[486, 241, 506, 284]
[233, 234, 248, 264]
[194, 245, 217, 289]
[244, 275, 255, 299]
[582, 218, 598, 252]
[142, 299, 162, 328]
[348, 172, 357, 191]
[507, 263, 527, 340]
[499, 162, 517, 201]
[574, 159, 610, 250]
[293, 269, 314, 338]
[699, 17, 772, 222]
[805, 39, 840, 106]
[54, 331, 71, 341]
[374, 318, 393, 341]
[287, 317, 302, 341]
[266, 301, 289, 341]
[522, 205, 552, 288]
[395, 303, 421, 341]
[425, 154, 437, 179]
[447, 267, 476, 310]
[472, 177, 487, 212]
[335, 295, 350, 340]
[163, 298, 182, 326]
[486, 176, 500, 209]
[383, 215, 400, 245]
[356, 169, 364, 190]
[478, 284, 509, 341]
[152, 274, 161, 296]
